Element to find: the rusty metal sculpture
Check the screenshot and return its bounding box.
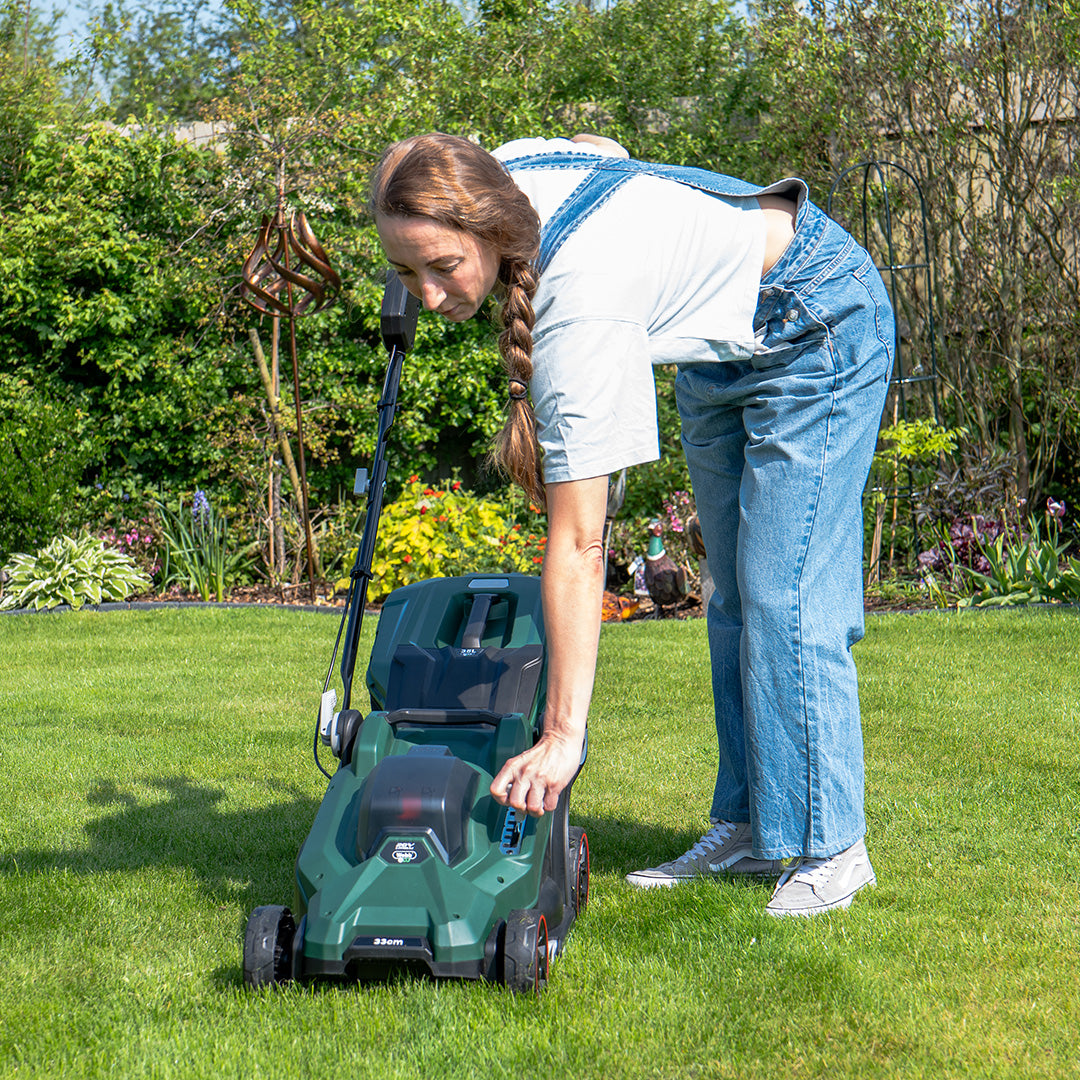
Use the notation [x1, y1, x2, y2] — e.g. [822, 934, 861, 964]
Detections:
[241, 209, 341, 601]
[242, 210, 340, 317]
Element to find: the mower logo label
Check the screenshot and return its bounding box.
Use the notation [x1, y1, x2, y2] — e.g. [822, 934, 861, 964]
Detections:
[380, 840, 429, 865]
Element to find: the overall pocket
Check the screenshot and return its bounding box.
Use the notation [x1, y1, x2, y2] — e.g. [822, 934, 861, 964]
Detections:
[751, 290, 829, 371]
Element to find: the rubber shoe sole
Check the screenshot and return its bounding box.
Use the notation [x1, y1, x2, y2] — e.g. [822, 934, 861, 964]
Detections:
[626, 854, 784, 888]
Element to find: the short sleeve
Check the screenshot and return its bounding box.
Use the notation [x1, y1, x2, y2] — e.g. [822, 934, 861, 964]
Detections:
[530, 317, 660, 483]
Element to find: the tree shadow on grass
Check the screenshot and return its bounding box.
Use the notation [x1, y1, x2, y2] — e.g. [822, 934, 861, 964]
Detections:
[2, 775, 321, 910]
[2, 776, 771, 990]
[567, 812, 716, 879]
[5, 777, 751, 906]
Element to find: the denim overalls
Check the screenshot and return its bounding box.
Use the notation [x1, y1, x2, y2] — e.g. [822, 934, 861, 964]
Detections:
[503, 152, 895, 860]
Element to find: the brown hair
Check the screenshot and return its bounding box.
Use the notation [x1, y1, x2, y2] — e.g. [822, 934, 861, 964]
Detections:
[371, 133, 546, 505]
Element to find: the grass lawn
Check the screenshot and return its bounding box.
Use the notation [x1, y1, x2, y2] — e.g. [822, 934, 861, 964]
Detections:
[0, 605, 1077, 1079]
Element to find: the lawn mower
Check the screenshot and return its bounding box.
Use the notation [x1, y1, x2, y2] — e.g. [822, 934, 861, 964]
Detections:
[242, 272, 589, 993]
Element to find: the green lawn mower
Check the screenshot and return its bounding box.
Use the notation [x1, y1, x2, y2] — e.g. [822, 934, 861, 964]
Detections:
[242, 274, 589, 994]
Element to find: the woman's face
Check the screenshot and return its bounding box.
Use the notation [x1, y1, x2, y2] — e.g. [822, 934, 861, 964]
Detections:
[376, 214, 501, 322]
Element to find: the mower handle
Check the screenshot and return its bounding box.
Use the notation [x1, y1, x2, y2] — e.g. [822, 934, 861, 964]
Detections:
[338, 270, 421, 709]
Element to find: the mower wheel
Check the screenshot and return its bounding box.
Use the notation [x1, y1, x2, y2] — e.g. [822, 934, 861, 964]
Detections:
[501, 909, 549, 994]
[243, 905, 296, 989]
[569, 826, 590, 915]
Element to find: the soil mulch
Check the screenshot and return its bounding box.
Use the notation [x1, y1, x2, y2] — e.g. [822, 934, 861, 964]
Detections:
[122, 583, 936, 618]
[143, 582, 348, 608]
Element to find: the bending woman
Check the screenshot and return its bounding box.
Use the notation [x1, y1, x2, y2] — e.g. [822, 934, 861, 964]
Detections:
[371, 132, 893, 917]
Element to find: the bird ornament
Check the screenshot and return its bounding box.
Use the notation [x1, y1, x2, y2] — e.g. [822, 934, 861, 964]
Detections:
[643, 519, 688, 616]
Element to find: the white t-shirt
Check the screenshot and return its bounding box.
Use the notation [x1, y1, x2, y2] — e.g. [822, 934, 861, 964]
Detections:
[492, 137, 769, 484]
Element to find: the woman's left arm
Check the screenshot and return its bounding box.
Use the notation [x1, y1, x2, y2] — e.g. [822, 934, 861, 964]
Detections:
[490, 474, 609, 816]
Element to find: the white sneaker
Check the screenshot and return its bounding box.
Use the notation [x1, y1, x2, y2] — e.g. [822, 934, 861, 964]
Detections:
[765, 839, 876, 917]
[626, 821, 784, 888]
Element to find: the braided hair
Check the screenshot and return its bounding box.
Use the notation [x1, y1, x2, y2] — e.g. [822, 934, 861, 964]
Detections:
[371, 134, 546, 505]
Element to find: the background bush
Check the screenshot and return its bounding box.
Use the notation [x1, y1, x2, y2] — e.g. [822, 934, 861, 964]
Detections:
[0, 375, 98, 560]
[4, 0, 1078, 583]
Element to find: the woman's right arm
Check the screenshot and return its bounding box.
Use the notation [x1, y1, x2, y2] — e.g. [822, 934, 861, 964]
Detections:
[490, 474, 609, 816]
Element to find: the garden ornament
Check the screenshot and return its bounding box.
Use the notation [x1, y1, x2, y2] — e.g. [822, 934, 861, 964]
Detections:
[241, 209, 341, 600]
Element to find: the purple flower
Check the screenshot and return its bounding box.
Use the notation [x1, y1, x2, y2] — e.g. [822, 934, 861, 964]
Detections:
[917, 549, 942, 570]
[1048, 498, 1066, 519]
[192, 490, 211, 527]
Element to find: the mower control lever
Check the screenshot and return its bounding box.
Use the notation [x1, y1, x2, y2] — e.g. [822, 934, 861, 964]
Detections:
[461, 593, 495, 650]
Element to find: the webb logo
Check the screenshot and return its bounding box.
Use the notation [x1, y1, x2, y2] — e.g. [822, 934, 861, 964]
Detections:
[379, 838, 430, 865]
[391, 842, 418, 863]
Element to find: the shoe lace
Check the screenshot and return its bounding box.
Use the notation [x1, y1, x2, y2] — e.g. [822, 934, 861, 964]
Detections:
[787, 855, 835, 887]
[687, 820, 737, 859]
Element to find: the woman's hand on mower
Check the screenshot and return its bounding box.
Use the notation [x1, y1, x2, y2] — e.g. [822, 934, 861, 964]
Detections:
[491, 728, 584, 817]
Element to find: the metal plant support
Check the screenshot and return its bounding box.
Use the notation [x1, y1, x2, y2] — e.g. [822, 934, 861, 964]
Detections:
[828, 161, 942, 574]
[241, 206, 341, 600]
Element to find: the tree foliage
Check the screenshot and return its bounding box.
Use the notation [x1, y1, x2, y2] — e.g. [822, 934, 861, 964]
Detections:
[3, 0, 1079, 570]
[749, 0, 1080, 510]
[94, 0, 239, 121]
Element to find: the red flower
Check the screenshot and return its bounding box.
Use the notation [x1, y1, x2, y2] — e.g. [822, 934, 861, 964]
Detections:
[409, 474, 419, 483]
[420, 506, 427, 515]
[452, 481, 462, 491]
[533, 556, 543, 564]
[403, 554, 412, 563]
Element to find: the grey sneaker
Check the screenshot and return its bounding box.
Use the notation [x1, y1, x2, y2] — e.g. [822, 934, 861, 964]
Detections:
[625, 821, 784, 888]
[765, 839, 876, 917]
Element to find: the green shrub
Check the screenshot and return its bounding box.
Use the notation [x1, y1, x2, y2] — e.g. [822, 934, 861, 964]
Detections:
[0, 534, 150, 611]
[0, 377, 98, 561]
[339, 477, 546, 601]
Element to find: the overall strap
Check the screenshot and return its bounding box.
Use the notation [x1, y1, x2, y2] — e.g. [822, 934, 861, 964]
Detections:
[500, 152, 786, 274]
[535, 168, 634, 273]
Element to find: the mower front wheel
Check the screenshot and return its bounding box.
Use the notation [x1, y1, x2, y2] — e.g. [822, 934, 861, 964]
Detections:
[501, 909, 549, 994]
[243, 905, 296, 989]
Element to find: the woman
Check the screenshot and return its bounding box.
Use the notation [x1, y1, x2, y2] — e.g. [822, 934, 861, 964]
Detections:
[372, 132, 893, 917]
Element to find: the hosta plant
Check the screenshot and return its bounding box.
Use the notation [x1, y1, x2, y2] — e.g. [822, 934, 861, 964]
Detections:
[0, 534, 151, 612]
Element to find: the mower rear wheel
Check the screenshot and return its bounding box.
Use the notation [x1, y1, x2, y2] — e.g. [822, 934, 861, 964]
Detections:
[243, 905, 296, 989]
[501, 909, 549, 994]
[569, 826, 590, 915]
